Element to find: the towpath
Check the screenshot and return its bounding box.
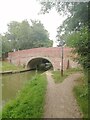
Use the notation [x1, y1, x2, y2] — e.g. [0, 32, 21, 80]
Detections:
[44, 71, 82, 118]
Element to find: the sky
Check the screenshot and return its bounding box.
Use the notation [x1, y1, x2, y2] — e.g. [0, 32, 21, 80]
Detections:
[0, 0, 66, 47]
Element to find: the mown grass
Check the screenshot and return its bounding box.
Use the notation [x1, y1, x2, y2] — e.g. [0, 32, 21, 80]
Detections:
[2, 74, 47, 118]
[52, 67, 82, 83]
[1, 61, 24, 72]
[73, 75, 88, 119]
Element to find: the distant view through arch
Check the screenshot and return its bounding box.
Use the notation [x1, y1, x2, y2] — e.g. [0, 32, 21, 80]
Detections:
[27, 57, 53, 71]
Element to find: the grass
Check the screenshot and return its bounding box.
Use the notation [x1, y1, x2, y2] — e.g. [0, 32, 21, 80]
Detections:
[73, 75, 88, 119]
[2, 74, 47, 118]
[0, 111, 2, 119]
[1, 61, 24, 72]
[52, 67, 82, 83]
[52, 67, 88, 118]
[52, 70, 68, 83]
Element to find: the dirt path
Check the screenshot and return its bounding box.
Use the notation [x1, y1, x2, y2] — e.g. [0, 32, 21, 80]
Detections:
[44, 71, 83, 118]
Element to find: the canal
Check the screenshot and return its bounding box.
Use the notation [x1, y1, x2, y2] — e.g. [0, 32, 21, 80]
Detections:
[2, 71, 38, 107]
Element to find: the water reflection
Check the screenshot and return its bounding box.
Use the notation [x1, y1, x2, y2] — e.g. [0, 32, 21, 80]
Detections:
[2, 71, 36, 106]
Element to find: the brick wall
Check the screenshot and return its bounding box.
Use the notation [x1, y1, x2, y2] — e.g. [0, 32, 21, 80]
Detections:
[7, 47, 77, 70]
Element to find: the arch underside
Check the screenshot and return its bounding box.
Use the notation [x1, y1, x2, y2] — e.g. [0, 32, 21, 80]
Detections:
[27, 57, 53, 71]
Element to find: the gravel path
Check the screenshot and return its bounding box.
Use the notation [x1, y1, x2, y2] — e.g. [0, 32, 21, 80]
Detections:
[44, 71, 83, 118]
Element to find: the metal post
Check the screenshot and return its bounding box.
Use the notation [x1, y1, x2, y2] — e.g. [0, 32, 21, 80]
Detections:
[61, 46, 63, 76]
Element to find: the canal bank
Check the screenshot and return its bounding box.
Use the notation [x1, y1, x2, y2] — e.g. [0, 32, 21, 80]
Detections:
[2, 71, 37, 106]
[1, 61, 47, 118]
[2, 73, 47, 118]
[1, 61, 47, 107]
[0, 68, 34, 74]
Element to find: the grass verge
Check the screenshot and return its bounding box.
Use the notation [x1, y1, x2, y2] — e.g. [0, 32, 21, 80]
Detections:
[73, 75, 88, 118]
[2, 74, 47, 118]
[0, 111, 2, 119]
[52, 67, 82, 83]
[1, 61, 24, 72]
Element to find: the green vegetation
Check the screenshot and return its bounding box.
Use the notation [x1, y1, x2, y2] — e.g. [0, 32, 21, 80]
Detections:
[52, 67, 82, 83]
[1, 20, 52, 57]
[52, 67, 88, 118]
[2, 74, 47, 118]
[0, 111, 2, 119]
[73, 75, 88, 118]
[39, 2, 89, 118]
[39, 1, 89, 72]
[66, 26, 89, 72]
[1, 61, 24, 72]
[52, 70, 67, 83]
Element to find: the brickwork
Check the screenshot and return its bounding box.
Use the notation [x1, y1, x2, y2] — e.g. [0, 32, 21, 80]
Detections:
[7, 47, 77, 70]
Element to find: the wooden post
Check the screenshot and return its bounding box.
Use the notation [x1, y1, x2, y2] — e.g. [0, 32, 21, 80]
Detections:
[61, 46, 63, 76]
[67, 59, 70, 69]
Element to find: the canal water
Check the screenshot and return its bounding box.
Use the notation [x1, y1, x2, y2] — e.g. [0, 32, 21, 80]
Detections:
[2, 71, 37, 107]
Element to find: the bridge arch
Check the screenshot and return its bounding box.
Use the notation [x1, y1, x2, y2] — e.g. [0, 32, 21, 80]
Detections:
[7, 47, 74, 70]
[27, 57, 54, 71]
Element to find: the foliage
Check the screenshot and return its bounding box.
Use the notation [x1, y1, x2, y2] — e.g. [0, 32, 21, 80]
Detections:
[57, 2, 88, 35]
[1, 20, 53, 55]
[66, 27, 89, 71]
[39, 1, 88, 33]
[0, 111, 2, 119]
[1, 61, 24, 72]
[73, 75, 88, 118]
[1, 36, 11, 55]
[52, 67, 82, 83]
[29, 20, 52, 48]
[38, 1, 74, 15]
[2, 74, 47, 118]
[39, 1, 89, 71]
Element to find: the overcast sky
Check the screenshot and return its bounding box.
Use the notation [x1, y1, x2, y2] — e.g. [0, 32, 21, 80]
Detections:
[0, 0, 67, 46]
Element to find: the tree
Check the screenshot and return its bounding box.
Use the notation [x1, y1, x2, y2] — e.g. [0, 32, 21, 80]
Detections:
[39, 1, 89, 71]
[66, 27, 89, 70]
[57, 3, 89, 71]
[30, 20, 52, 47]
[3, 19, 52, 52]
[1, 36, 11, 54]
[57, 2, 88, 36]
[0, 34, 12, 59]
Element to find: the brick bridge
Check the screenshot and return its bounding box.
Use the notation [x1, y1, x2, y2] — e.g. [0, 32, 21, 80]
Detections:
[7, 47, 78, 70]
